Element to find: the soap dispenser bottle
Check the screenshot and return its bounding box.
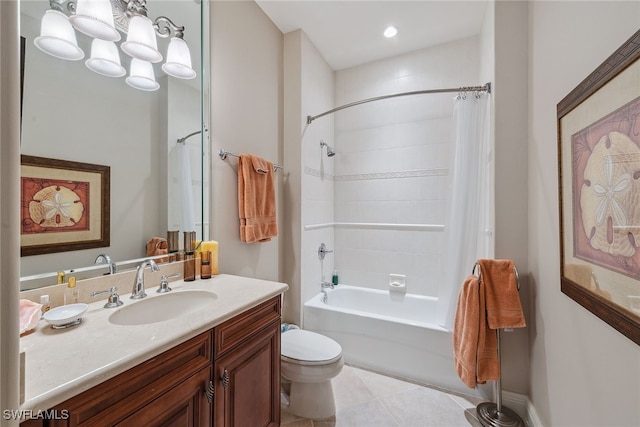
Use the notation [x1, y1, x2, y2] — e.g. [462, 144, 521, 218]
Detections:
[64, 277, 78, 305]
[40, 295, 51, 314]
[183, 231, 196, 281]
[200, 251, 212, 279]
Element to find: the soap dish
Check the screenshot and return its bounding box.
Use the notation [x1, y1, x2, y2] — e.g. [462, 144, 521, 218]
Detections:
[43, 303, 88, 329]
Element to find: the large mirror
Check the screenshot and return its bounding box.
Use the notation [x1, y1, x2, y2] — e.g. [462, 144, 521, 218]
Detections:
[19, 0, 209, 289]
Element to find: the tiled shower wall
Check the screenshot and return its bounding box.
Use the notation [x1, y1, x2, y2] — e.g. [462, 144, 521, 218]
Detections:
[300, 32, 336, 308]
[332, 36, 481, 297]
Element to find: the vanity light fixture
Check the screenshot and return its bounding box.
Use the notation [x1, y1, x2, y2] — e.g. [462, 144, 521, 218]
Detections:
[35, 0, 196, 91]
[383, 25, 398, 38]
[85, 38, 126, 77]
[126, 58, 160, 91]
[34, 9, 85, 61]
[69, 0, 120, 42]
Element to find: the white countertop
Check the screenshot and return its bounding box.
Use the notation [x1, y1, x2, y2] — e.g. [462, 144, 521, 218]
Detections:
[19, 274, 288, 412]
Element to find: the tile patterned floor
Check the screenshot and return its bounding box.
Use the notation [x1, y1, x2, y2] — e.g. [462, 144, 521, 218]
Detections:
[281, 365, 485, 427]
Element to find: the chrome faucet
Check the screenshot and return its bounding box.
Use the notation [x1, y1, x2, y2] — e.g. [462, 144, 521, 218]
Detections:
[321, 280, 334, 304]
[321, 280, 334, 290]
[95, 253, 116, 275]
[131, 259, 159, 299]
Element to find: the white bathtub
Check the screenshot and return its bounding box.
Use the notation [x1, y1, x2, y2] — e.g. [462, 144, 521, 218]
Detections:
[303, 285, 470, 395]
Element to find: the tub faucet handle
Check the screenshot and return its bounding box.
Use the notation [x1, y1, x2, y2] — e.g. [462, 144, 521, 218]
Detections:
[318, 243, 333, 260]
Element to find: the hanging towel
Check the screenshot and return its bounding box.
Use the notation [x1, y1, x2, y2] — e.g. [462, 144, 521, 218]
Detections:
[476, 271, 500, 384]
[453, 274, 481, 388]
[477, 259, 526, 329]
[238, 154, 278, 243]
[453, 274, 499, 388]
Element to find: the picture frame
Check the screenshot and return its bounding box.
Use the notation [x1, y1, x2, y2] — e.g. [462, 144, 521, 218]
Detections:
[557, 28, 640, 346]
[20, 155, 110, 256]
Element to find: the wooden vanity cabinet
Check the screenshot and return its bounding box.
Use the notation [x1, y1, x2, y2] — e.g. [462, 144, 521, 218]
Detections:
[213, 296, 281, 427]
[26, 295, 282, 427]
[49, 331, 213, 427]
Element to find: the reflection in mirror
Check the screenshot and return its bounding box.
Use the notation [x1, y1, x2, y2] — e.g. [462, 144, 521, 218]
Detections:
[19, 0, 209, 289]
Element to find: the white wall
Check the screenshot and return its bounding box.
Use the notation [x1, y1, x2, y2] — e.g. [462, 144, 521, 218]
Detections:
[333, 37, 480, 297]
[528, 1, 640, 425]
[210, 1, 283, 283]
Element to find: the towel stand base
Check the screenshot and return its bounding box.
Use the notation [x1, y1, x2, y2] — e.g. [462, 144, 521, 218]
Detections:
[477, 402, 524, 427]
[476, 330, 525, 427]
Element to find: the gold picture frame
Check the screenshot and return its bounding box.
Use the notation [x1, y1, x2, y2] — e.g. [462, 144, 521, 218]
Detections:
[557, 29, 640, 346]
[20, 155, 110, 256]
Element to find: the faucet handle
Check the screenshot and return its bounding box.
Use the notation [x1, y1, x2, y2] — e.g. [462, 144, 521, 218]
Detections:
[157, 272, 181, 293]
[318, 243, 334, 260]
[90, 287, 124, 309]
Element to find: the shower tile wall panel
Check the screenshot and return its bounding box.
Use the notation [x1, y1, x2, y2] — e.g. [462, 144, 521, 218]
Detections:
[333, 36, 480, 298]
[300, 32, 336, 312]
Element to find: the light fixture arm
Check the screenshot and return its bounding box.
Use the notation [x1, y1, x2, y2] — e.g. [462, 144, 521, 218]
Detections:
[48, 0, 76, 14]
[153, 16, 185, 39]
[122, 0, 148, 17]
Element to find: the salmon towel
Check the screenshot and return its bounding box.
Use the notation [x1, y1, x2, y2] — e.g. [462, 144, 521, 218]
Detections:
[477, 259, 526, 329]
[453, 274, 499, 388]
[238, 154, 278, 243]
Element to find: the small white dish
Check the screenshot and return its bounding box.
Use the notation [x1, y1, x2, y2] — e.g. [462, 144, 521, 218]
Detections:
[43, 303, 88, 329]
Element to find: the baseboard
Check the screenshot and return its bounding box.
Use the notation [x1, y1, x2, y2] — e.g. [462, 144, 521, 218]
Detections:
[526, 397, 545, 427]
[502, 391, 544, 427]
[501, 391, 528, 420]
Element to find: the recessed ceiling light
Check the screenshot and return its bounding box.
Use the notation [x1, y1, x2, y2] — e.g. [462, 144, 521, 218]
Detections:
[384, 26, 398, 38]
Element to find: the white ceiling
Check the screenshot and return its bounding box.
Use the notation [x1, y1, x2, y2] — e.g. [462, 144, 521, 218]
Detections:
[255, 0, 489, 70]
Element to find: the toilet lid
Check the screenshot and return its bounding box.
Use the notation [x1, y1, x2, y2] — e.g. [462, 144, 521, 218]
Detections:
[281, 329, 342, 362]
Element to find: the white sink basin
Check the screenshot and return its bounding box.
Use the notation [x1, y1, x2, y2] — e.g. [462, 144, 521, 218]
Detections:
[108, 290, 218, 326]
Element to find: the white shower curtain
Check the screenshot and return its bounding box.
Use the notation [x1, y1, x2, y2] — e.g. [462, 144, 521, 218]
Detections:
[178, 142, 197, 233]
[437, 91, 493, 331]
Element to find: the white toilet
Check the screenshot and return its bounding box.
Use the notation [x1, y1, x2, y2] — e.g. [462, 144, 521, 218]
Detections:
[281, 329, 344, 419]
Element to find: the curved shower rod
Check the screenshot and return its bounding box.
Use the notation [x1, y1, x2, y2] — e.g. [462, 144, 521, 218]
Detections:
[177, 127, 208, 144]
[307, 82, 491, 124]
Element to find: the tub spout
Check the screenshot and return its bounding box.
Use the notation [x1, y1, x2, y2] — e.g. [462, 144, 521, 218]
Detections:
[321, 280, 334, 289]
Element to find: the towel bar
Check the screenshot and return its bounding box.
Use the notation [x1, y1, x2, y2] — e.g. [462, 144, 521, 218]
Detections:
[219, 148, 283, 172]
[472, 262, 525, 427]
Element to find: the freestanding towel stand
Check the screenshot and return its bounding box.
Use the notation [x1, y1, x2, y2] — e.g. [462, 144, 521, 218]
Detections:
[473, 263, 525, 427]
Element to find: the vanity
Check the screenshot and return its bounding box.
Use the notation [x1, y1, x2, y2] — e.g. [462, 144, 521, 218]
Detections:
[19, 274, 288, 427]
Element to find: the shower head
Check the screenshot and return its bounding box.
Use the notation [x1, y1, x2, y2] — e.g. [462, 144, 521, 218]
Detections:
[320, 140, 336, 157]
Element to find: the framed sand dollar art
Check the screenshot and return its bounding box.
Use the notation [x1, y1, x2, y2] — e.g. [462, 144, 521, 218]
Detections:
[558, 28, 640, 346]
[20, 155, 110, 256]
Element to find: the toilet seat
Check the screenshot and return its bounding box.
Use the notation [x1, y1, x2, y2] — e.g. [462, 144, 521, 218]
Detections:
[281, 329, 342, 364]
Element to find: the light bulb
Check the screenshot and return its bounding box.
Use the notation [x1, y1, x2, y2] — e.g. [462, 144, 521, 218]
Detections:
[383, 26, 398, 38]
